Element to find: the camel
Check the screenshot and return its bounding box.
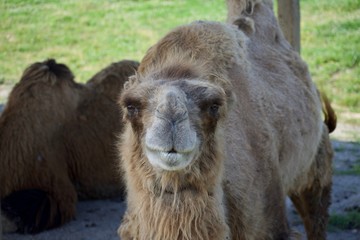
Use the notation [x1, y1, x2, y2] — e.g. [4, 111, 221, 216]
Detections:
[87, 60, 140, 102]
[0, 59, 138, 233]
[117, 1, 336, 239]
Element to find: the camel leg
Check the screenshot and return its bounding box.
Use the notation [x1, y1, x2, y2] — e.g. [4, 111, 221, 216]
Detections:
[290, 182, 331, 240]
[290, 130, 333, 240]
[49, 176, 78, 228]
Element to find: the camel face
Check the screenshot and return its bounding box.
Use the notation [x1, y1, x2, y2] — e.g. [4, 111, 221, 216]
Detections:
[121, 78, 227, 172]
[144, 86, 199, 171]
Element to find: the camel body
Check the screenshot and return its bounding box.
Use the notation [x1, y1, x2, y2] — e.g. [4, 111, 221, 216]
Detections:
[118, 1, 335, 239]
[0, 59, 138, 233]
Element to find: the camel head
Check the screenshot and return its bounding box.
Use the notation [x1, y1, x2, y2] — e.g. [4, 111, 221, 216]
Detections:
[119, 22, 238, 202]
[120, 68, 229, 174]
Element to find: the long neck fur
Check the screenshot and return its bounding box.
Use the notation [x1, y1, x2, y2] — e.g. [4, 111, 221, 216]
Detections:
[121, 125, 229, 240]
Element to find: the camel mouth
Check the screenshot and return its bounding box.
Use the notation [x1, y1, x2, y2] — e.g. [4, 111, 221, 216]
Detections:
[145, 147, 196, 171]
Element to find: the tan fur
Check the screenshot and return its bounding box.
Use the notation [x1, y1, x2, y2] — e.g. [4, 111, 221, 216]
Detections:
[226, 0, 273, 24]
[0, 59, 138, 233]
[321, 92, 337, 133]
[118, 1, 335, 240]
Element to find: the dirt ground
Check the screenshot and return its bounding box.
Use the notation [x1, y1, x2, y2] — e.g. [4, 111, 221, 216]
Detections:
[1, 99, 360, 239]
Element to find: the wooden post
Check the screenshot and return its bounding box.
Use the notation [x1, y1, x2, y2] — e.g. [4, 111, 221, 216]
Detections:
[277, 0, 301, 53]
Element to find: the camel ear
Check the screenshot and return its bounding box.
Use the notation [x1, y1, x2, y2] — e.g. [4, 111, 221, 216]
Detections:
[233, 17, 255, 35]
[225, 87, 236, 111]
[124, 74, 140, 90]
[245, 0, 255, 14]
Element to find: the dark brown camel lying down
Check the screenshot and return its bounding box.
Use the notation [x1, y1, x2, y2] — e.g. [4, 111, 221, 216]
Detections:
[0, 59, 138, 233]
[117, 1, 336, 240]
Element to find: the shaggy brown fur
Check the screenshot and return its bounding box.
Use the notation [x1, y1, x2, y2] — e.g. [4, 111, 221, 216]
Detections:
[87, 60, 139, 102]
[0, 59, 138, 233]
[117, 1, 336, 240]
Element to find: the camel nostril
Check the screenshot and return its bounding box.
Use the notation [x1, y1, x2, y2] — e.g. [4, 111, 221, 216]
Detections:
[168, 148, 177, 154]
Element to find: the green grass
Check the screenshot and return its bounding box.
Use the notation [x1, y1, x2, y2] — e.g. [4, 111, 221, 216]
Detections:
[0, 0, 226, 84]
[300, 0, 360, 124]
[0, 0, 359, 125]
[328, 211, 360, 231]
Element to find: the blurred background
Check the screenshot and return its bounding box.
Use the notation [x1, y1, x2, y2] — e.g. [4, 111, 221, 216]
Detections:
[0, 0, 359, 135]
[1, 1, 360, 238]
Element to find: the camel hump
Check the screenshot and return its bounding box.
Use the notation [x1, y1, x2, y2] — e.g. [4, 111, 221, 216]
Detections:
[321, 92, 337, 133]
[21, 59, 74, 84]
[43, 59, 73, 79]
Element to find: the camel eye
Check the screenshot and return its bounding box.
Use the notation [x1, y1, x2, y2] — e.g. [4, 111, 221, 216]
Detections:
[126, 104, 138, 117]
[122, 95, 142, 119]
[209, 104, 220, 116]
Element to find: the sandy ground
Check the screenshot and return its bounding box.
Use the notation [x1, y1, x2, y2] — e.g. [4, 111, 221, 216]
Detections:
[1, 99, 360, 240]
[2, 140, 360, 240]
